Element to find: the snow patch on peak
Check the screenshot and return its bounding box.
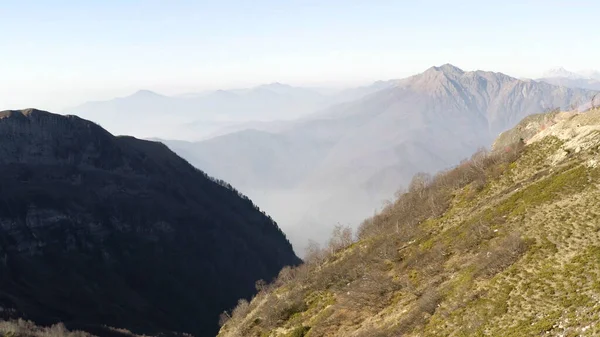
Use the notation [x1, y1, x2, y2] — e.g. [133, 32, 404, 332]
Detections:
[543, 67, 585, 79]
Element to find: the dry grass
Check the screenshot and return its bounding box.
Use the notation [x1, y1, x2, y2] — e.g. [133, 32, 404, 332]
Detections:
[0, 319, 155, 337]
[218, 109, 600, 337]
[0, 320, 93, 337]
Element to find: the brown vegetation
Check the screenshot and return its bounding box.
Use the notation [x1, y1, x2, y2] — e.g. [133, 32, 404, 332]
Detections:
[0, 319, 153, 337]
[217, 139, 528, 337]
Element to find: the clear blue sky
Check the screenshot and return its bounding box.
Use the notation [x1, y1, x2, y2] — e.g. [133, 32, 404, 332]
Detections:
[1, 0, 599, 110]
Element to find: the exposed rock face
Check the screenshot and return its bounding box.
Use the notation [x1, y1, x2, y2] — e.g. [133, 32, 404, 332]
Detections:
[492, 110, 563, 151]
[0, 109, 300, 337]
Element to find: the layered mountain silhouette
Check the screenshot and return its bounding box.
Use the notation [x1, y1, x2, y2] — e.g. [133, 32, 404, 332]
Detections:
[538, 77, 600, 91]
[542, 67, 600, 81]
[164, 64, 598, 252]
[63, 82, 393, 141]
[0, 109, 300, 336]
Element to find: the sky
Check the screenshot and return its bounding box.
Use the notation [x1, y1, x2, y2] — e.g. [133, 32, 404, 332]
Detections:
[1, 0, 600, 111]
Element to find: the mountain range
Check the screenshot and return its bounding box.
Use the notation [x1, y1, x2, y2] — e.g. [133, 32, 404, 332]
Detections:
[163, 64, 598, 253]
[62, 82, 397, 141]
[538, 67, 600, 91]
[2, 64, 600, 336]
[0, 109, 299, 337]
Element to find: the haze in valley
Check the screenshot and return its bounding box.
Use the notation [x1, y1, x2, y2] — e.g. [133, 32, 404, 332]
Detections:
[3, 0, 600, 254]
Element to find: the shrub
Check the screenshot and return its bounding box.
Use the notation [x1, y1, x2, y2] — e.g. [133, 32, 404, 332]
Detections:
[0, 319, 98, 337]
[474, 232, 528, 277]
[357, 140, 524, 240]
[231, 299, 252, 321]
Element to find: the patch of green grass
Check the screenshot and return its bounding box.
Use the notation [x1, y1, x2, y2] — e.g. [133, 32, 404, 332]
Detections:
[444, 266, 475, 299]
[305, 291, 334, 310]
[499, 312, 560, 337]
[482, 164, 589, 223]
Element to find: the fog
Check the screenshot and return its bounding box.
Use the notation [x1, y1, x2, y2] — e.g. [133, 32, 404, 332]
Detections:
[65, 65, 598, 256]
[62, 82, 386, 141]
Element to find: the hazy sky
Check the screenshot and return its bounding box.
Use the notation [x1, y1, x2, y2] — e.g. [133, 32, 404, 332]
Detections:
[1, 0, 599, 110]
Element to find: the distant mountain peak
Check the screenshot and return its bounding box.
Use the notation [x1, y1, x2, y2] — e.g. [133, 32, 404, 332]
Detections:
[408, 64, 471, 88]
[259, 82, 292, 89]
[426, 63, 465, 76]
[415, 64, 466, 84]
[254, 82, 297, 93]
[209, 89, 239, 98]
[542, 67, 583, 79]
[128, 89, 164, 98]
[439, 63, 464, 73]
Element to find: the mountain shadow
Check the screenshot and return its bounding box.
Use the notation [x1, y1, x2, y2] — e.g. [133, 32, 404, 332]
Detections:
[0, 109, 301, 337]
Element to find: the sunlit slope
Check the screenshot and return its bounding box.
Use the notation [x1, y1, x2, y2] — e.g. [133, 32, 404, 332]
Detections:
[218, 108, 600, 337]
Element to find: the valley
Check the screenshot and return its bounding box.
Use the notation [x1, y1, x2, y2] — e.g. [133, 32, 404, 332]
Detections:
[3, 2, 600, 335]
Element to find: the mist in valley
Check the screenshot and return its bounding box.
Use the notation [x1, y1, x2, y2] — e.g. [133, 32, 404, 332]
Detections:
[64, 65, 598, 255]
[6, 2, 600, 336]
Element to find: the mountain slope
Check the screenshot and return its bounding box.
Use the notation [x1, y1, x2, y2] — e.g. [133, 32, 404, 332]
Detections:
[217, 108, 600, 337]
[0, 109, 300, 337]
[164, 65, 597, 252]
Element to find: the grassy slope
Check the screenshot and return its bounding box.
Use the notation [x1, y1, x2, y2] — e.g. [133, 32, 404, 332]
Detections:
[218, 109, 600, 337]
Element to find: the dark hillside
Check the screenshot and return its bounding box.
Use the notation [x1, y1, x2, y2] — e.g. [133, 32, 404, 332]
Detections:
[0, 109, 300, 337]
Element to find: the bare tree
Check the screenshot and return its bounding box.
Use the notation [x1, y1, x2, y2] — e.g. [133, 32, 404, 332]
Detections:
[304, 239, 324, 264]
[328, 224, 353, 254]
[255, 279, 267, 292]
[468, 148, 489, 176]
[219, 311, 232, 327]
[408, 172, 432, 198]
[276, 266, 296, 285]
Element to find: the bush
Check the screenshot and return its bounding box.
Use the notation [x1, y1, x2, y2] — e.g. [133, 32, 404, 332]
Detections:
[231, 299, 252, 321]
[475, 232, 528, 277]
[0, 319, 96, 337]
[357, 141, 524, 240]
[260, 290, 309, 328]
